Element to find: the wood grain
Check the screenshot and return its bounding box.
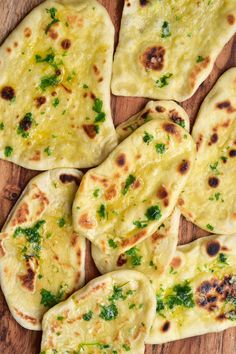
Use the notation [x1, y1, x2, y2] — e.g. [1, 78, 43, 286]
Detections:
[0, 1, 235, 353]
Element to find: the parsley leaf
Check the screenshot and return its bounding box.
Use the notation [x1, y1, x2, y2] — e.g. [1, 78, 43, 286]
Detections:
[97, 204, 107, 219]
[58, 217, 66, 228]
[45, 8, 60, 34]
[218, 253, 228, 265]
[206, 224, 214, 231]
[123, 344, 131, 351]
[53, 97, 59, 107]
[156, 73, 173, 88]
[145, 205, 162, 221]
[93, 98, 103, 113]
[161, 21, 171, 38]
[133, 220, 148, 229]
[93, 188, 100, 198]
[40, 287, 64, 308]
[4, 146, 13, 157]
[40, 75, 60, 91]
[143, 131, 154, 145]
[83, 310, 93, 321]
[166, 281, 194, 310]
[108, 239, 118, 249]
[44, 146, 52, 156]
[122, 174, 136, 195]
[196, 55, 204, 63]
[0, 122, 4, 130]
[109, 286, 126, 301]
[155, 143, 166, 154]
[125, 247, 142, 266]
[209, 161, 221, 175]
[99, 303, 118, 321]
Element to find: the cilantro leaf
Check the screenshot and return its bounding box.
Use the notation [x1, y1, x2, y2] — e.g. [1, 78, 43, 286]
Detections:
[122, 174, 136, 195]
[99, 303, 118, 321]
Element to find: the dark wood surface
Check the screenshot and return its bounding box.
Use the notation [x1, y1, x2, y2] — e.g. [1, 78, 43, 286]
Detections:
[0, 1, 235, 353]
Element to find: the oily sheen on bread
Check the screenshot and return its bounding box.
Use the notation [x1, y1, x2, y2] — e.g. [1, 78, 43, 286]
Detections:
[112, 0, 236, 101]
[92, 208, 180, 277]
[179, 68, 236, 234]
[0, 0, 117, 170]
[73, 118, 195, 256]
[40, 270, 156, 354]
[0, 169, 85, 330]
[147, 235, 236, 344]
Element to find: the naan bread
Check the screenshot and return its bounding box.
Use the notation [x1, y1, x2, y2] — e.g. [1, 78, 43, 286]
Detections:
[40, 270, 156, 354]
[0, 169, 86, 330]
[73, 118, 195, 256]
[112, 0, 236, 101]
[92, 208, 180, 277]
[179, 68, 236, 234]
[0, 0, 117, 170]
[116, 100, 190, 142]
[148, 234, 236, 344]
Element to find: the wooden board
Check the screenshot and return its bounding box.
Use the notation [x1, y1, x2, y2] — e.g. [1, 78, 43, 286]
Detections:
[0, 1, 235, 353]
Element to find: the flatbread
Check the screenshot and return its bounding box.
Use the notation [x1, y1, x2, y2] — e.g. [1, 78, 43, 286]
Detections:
[116, 100, 190, 142]
[73, 118, 195, 256]
[0, 169, 86, 330]
[112, 0, 236, 101]
[40, 270, 156, 354]
[179, 68, 236, 234]
[147, 234, 236, 344]
[0, 0, 117, 170]
[92, 208, 180, 277]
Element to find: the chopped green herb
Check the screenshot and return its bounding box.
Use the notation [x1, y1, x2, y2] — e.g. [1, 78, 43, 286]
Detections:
[58, 218, 65, 228]
[209, 161, 221, 175]
[44, 146, 52, 156]
[45, 7, 60, 34]
[122, 174, 136, 195]
[166, 281, 194, 310]
[108, 239, 118, 249]
[133, 220, 148, 229]
[218, 253, 228, 265]
[169, 266, 177, 275]
[206, 224, 214, 231]
[0, 122, 4, 130]
[83, 84, 89, 89]
[38, 274, 43, 279]
[125, 247, 142, 266]
[13, 220, 45, 258]
[94, 124, 100, 134]
[57, 316, 64, 321]
[122, 344, 131, 351]
[196, 55, 204, 63]
[109, 286, 126, 302]
[129, 303, 135, 309]
[35, 53, 58, 70]
[4, 145, 13, 157]
[155, 143, 166, 154]
[209, 192, 224, 202]
[156, 294, 165, 314]
[53, 97, 59, 107]
[161, 21, 171, 38]
[156, 73, 173, 88]
[97, 204, 107, 219]
[93, 188, 100, 197]
[175, 119, 185, 128]
[143, 131, 154, 145]
[145, 205, 162, 221]
[83, 310, 93, 321]
[99, 303, 118, 321]
[40, 286, 64, 308]
[94, 112, 106, 123]
[40, 75, 60, 91]
[93, 98, 103, 113]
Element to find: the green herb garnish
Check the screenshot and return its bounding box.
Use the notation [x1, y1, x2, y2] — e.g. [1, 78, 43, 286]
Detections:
[125, 247, 142, 266]
[52, 97, 59, 107]
[40, 75, 60, 91]
[166, 281, 194, 310]
[143, 131, 154, 145]
[210, 161, 221, 175]
[145, 205, 162, 221]
[161, 21, 171, 38]
[206, 224, 214, 231]
[99, 303, 118, 321]
[0, 122, 4, 130]
[155, 143, 166, 154]
[40, 287, 64, 308]
[108, 239, 118, 249]
[218, 253, 228, 265]
[97, 204, 107, 219]
[122, 174, 136, 195]
[123, 344, 131, 351]
[45, 8, 60, 34]
[4, 146, 13, 157]
[83, 310, 93, 321]
[93, 188, 100, 198]
[196, 55, 204, 63]
[58, 217, 66, 228]
[133, 220, 148, 229]
[109, 286, 126, 302]
[44, 146, 52, 156]
[156, 73, 173, 88]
